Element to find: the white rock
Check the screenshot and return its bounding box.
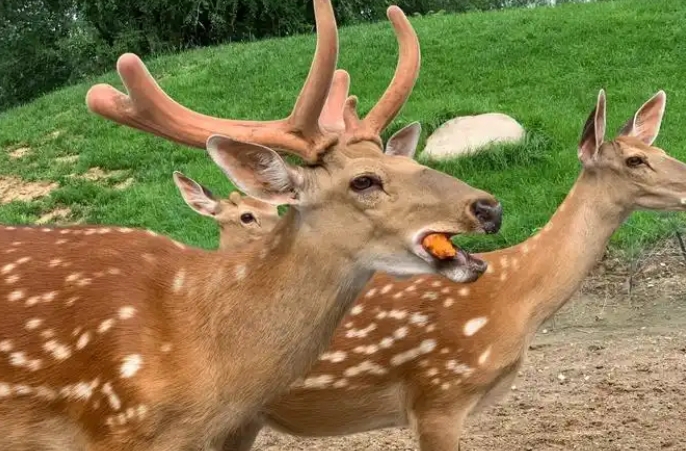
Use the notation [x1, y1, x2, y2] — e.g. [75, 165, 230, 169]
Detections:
[423, 113, 525, 160]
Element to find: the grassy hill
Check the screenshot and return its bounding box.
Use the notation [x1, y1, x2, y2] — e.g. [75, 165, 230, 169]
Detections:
[0, 0, 684, 255]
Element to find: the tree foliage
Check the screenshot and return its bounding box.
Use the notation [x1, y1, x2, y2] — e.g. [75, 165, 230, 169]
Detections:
[0, 0, 592, 112]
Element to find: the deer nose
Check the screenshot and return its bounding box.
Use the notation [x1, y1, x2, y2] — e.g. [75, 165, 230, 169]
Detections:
[470, 199, 502, 234]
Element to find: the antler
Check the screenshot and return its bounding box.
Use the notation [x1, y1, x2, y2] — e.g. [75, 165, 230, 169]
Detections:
[343, 6, 421, 144]
[85, 1, 419, 160]
[86, 0, 339, 163]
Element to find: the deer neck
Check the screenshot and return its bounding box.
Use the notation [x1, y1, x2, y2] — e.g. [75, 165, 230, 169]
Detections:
[504, 171, 631, 331]
[190, 208, 375, 405]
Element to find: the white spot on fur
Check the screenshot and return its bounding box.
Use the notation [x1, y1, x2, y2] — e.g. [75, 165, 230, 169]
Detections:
[443, 297, 454, 307]
[25, 318, 43, 330]
[49, 258, 63, 268]
[302, 374, 334, 389]
[522, 243, 530, 254]
[76, 332, 91, 350]
[427, 368, 438, 377]
[499, 272, 507, 281]
[0, 340, 12, 352]
[40, 329, 55, 339]
[485, 265, 495, 274]
[410, 312, 429, 327]
[65, 296, 79, 306]
[108, 268, 122, 275]
[393, 326, 408, 339]
[235, 265, 247, 280]
[5, 274, 19, 284]
[392, 292, 403, 299]
[120, 354, 142, 378]
[98, 319, 115, 334]
[9, 351, 26, 366]
[16, 257, 31, 264]
[464, 317, 488, 336]
[446, 360, 473, 376]
[343, 360, 387, 377]
[8, 289, 24, 302]
[544, 222, 553, 232]
[421, 291, 438, 301]
[478, 346, 492, 365]
[350, 305, 363, 316]
[379, 337, 394, 348]
[1, 264, 15, 274]
[25, 295, 40, 306]
[101, 382, 121, 410]
[320, 351, 347, 363]
[118, 306, 136, 320]
[390, 339, 436, 366]
[333, 379, 348, 388]
[380, 284, 393, 294]
[345, 323, 377, 339]
[0, 383, 11, 397]
[431, 280, 442, 287]
[172, 269, 185, 293]
[364, 288, 376, 298]
[388, 309, 407, 320]
[458, 287, 470, 297]
[43, 340, 71, 360]
[160, 343, 172, 353]
[441, 382, 450, 390]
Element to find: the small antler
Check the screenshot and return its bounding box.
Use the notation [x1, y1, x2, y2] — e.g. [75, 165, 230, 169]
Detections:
[86, 0, 339, 163]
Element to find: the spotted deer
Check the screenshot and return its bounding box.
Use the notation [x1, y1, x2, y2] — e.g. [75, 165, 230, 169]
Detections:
[180, 90, 686, 451]
[0, 1, 504, 449]
[172, 171, 280, 250]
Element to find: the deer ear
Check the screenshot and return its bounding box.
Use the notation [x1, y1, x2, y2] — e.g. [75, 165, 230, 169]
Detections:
[618, 90, 666, 146]
[578, 89, 607, 166]
[173, 171, 220, 218]
[206, 135, 304, 206]
[385, 122, 421, 159]
[228, 191, 242, 205]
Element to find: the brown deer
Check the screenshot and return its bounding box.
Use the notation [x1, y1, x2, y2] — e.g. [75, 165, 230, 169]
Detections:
[0, 1, 503, 450]
[172, 171, 280, 250]
[179, 90, 686, 451]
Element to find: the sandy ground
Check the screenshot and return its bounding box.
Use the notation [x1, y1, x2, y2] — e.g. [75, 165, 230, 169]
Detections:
[253, 241, 686, 450]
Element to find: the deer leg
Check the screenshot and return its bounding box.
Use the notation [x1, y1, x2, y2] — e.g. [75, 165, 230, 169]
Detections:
[409, 397, 477, 451]
[219, 418, 264, 451]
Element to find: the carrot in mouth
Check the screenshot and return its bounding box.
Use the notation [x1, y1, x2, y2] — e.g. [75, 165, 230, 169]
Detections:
[422, 233, 457, 259]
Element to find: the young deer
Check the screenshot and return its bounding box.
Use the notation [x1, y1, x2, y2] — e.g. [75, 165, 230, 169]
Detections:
[0, 1, 503, 450]
[172, 172, 280, 250]
[184, 90, 686, 451]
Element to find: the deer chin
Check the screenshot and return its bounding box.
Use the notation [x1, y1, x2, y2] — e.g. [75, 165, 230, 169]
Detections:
[411, 231, 488, 283]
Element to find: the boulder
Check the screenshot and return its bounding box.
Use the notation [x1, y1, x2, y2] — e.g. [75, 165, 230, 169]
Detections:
[423, 113, 525, 160]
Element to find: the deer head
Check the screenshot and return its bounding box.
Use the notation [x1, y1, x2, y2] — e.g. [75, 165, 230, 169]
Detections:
[85, 0, 502, 283]
[579, 89, 686, 212]
[173, 171, 279, 249]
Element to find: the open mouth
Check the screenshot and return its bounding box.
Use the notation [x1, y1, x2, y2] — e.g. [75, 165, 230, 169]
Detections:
[413, 231, 488, 283]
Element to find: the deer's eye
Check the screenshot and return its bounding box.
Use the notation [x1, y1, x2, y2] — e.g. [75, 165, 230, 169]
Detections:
[626, 156, 645, 167]
[240, 213, 255, 224]
[350, 175, 381, 192]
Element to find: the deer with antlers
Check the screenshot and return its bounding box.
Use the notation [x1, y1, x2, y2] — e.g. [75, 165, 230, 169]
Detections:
[173, 90, 686, 451]
[0, 1, 504, 449]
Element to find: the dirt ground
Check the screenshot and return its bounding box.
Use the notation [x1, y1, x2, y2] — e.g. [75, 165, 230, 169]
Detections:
[253, 239, 686, 450]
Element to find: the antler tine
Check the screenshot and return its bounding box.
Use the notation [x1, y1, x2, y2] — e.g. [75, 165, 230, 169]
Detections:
[319, 69, 350, 133]
[288, 0, 340, 141]
[85, 54, 310, 154]
[362, 6, 421, 134]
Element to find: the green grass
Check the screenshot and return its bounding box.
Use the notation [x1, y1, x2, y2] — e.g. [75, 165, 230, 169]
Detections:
[0, 0, 685, 256]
